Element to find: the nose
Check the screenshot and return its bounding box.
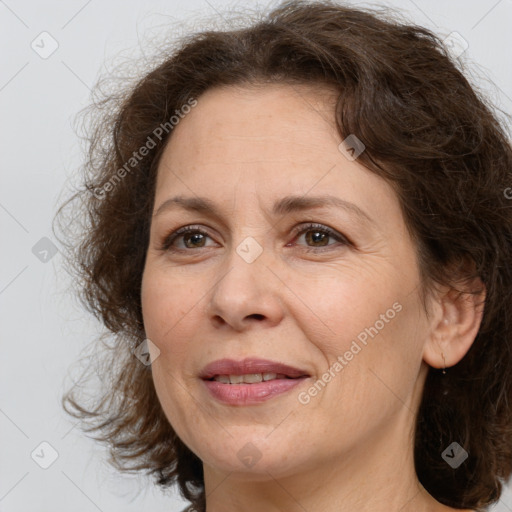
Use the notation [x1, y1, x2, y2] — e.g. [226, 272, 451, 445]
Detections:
[206, 241, 285, 332]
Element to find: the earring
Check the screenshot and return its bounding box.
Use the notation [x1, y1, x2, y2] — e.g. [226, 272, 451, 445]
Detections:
[441, 351, 447, 374]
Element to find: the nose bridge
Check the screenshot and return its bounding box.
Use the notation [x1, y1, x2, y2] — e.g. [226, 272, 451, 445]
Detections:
[217, 232, 268, 300]
[207, 231, 284, 329]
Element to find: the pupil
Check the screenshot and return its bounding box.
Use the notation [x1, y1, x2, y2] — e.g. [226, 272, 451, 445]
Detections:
[307, 230, 327, 246]
[186, 233, 204, 247]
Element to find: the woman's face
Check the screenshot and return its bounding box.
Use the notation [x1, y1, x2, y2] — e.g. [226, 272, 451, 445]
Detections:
[141, 83, 433, 481]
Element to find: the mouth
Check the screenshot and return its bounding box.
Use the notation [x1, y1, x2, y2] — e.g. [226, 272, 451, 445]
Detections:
[199, 357, 310, 381]
[199, 358, 310, 405]
[206, 372, 303, 384]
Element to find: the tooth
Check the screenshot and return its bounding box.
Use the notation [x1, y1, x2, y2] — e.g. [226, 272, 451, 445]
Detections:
[213, 373, 286, 384]
[244, 373, 263, 383]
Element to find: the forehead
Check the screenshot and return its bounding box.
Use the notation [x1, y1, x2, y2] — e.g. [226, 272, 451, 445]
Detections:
[160, 83, 340, 169]
[153, 83, 400, 226]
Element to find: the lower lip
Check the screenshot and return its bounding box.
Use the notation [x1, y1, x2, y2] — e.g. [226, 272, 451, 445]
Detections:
[202, 377, 308, 405]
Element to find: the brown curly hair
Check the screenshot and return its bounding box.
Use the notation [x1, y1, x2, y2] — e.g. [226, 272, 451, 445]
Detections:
[54, 1, 512, 510]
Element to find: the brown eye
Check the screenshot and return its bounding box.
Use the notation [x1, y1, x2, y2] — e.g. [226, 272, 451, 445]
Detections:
[181, 231, 207, 248]
[160, 226, 215, 251]
[304, 229, 330, 247]
[291, 223, 349, 251]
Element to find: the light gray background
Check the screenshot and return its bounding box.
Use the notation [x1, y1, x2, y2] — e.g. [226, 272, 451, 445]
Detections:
[1, 0, 511, 510]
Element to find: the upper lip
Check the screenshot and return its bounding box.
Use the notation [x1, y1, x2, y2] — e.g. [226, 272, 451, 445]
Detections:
[199, 358, 310, 380]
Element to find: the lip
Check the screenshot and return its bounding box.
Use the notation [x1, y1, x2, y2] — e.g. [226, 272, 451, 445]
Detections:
[199, 357, 310, 380]
[199, 357, 310, 406]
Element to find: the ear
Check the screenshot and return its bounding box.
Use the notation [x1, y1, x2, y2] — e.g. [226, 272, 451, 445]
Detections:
[422, 278, 486, 370]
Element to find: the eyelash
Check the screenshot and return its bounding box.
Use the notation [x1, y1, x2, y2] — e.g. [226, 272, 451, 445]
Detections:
[159, 222, 350, 253]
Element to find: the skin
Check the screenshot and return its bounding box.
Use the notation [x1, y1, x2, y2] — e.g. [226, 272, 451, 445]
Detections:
[140, 83, 484, 512]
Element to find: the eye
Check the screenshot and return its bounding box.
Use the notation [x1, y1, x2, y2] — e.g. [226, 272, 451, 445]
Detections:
[159, 225, 216, 251]
[159, 222, 350, 253]
[289, 223, 350, 251]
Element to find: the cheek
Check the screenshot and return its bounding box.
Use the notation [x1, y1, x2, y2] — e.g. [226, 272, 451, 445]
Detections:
[140, 267, 197, 361]
[322, 292, 427, 418]
[300, 270, 402, 353]
[303, 266, 426, 395]
[141, 269, 202, 438]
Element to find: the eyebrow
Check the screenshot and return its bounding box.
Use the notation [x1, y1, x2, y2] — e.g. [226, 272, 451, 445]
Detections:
[153, 194, 374, 226]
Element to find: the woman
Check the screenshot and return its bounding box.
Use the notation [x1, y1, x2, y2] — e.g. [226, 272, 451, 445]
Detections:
[55, 1, 512, 511]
